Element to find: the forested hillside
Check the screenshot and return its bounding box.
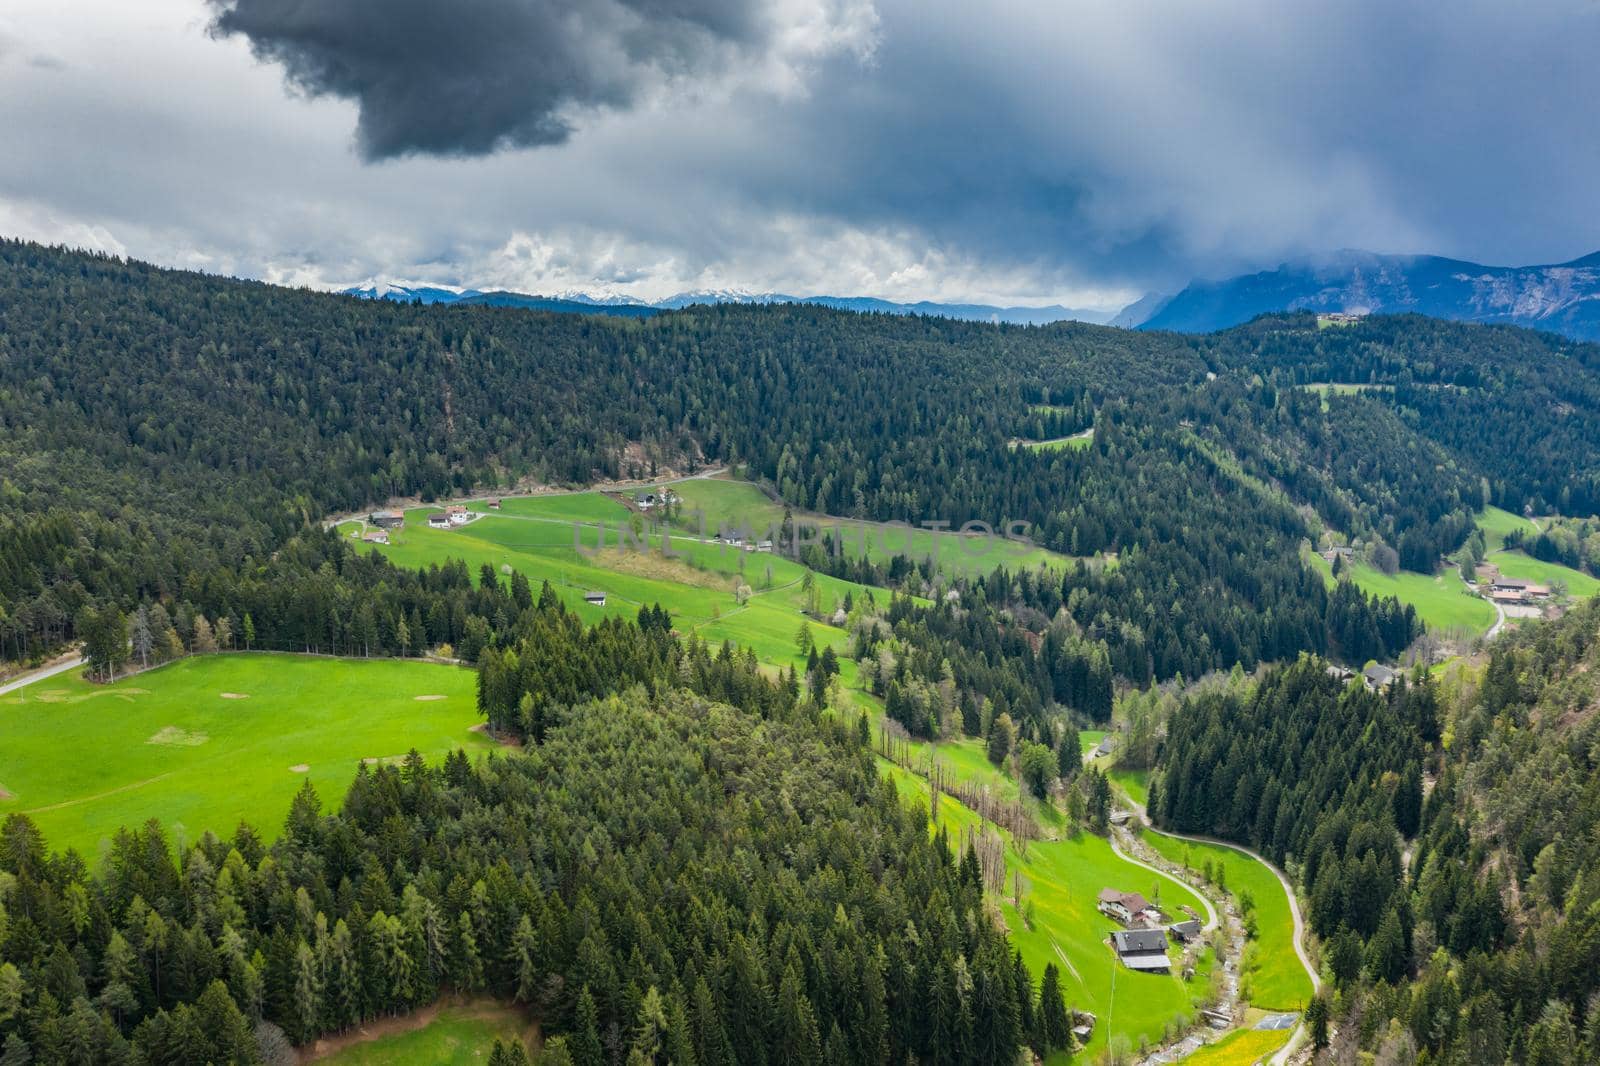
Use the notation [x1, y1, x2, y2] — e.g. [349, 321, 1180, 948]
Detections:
[6, 240, 1600, 1063]
[0, 653, 1059, 1064]
[1152, 601, 1600, 1063]
[11, 240, 1594, 683]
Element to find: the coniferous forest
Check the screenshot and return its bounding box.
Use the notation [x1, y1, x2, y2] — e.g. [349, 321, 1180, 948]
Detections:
[6, 240, 1600, 1062]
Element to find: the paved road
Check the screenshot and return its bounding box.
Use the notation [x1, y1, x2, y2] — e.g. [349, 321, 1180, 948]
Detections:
[1106, 830, 1219, 932]
[0, 655, 85, 697]
[1121, 794, 1320, 1066]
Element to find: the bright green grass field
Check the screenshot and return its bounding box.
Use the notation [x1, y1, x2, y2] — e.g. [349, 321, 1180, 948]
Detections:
[1181, 1025, 1291, 1065]
[1108, 768, 1150, 810]
[1079, 729, 1106, 754]
[883, 763, 1213, 1059]
[1138, 831, 1311, 1011]
[1307, 552, 1495, 636]
[1488, 549, 1600, 599]
[312, 1004, 531, 1065]
[665, 477, 1076, 576]
[346, 499, 876, 675]
[1476, 506, 1538, 552]
[0, 654, 493, 859]
[1022, 431, 1093, 453]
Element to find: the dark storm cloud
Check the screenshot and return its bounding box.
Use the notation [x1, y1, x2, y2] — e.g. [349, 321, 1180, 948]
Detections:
[208, 0, 775, 159]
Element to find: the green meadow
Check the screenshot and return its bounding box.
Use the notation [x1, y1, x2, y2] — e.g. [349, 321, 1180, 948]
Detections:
[311, 1003, 532, 1066]
[0, 654, 493, 860]
[1487, 549, 1600, 599]
[662, 476, 1078, 576]
[1181, 1025, 1292, 1065]
[1307, 551, 1495, 636]
[884, 764, 1214, 1060]
[1138, 830, 1311, 1011]
[342, 492, 878, 671]
[1020, 430, 1094, 452]
[1476, 506, 1538, 551]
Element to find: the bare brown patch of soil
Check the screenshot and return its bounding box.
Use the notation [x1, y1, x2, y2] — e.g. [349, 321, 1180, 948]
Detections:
[219, 692, 250, 700]
[288, 764, 310, 774]
[413, 693, 447, 701]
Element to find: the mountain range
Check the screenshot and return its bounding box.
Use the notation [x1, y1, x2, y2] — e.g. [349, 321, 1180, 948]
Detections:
[341, 283, 1114, 326]
[1125, 249, 1600, 340]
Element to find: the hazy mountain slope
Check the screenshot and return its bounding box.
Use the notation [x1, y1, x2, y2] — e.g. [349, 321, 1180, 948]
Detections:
[1132, 250, 1600, 339]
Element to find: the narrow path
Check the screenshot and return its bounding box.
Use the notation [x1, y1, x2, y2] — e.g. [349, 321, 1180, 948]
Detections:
[1106, 830, 1219, 932]
[0, 655, 85, 697]
[1460, 569, 1506, 641]
[1121, 792, 1320, 1066]
[324, 466, 730, 529]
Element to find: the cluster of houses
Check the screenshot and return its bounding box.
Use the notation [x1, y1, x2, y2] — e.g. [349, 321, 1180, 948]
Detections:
[1098, 889, 1205, 973]
[1474, 565, 1551, 605]
[426, 505, 473, 529]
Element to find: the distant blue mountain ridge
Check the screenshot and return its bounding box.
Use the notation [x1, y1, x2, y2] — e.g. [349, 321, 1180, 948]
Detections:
[1124, 249, 1600, 340]
[340, 284, 1114, 326]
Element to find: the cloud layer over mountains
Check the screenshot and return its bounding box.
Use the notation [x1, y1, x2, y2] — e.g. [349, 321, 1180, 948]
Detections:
[1, 0, 1597, 307]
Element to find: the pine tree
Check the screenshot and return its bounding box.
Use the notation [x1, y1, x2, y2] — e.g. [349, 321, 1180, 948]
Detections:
[571, 987, 605, 1066]
[1038, 962, 1071, 1051]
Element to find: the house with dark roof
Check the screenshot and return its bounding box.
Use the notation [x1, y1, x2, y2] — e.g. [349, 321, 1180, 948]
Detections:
[370, 510, 405, 529]
[584, 591, 607, 606]
[1363, 663, 1396, 690]
[1111, 929, 1170, 971]
[1168, 919, 1202, 943]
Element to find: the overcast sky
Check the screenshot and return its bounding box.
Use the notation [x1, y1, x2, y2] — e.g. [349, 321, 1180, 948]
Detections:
[2, 0, 1597, 310]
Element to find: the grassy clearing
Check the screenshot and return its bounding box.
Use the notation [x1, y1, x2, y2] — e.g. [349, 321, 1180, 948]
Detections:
[1180, 1025, 1292, 1065]
[1306, 551, 1495, 637]
[1138, 831, 1311, 1011]
[1488, 549, 1600, 599]
[1109, 768, 1150, 809]
[1079, 729, 1107, 754]
[665, 477, 1077, 577]
[0, 654, 493, 860]
[1476, 506, 1538, 552]
[883, 763, 1214, 1059]
[311, 1003, 532, 1065]
[1021, 430, 1094, 452]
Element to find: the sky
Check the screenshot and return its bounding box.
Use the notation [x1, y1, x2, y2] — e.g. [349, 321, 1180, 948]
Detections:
[2, 0, 1598, 311]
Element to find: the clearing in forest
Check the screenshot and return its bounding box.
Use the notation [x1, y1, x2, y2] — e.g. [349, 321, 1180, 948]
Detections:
[0, 654, 492, 859]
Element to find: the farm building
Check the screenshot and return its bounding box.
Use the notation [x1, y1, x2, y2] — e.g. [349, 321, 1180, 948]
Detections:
[1168, 919, 1202, 943]
[446, 505, 470, 526]
[1098, 888, 1159, 925]
[1325, 664, 1355, 682]
[1491, 577, 1530, 593]
[638, 493, 657, 510]
[1363, 663, 1396, 690]
[1111, 929, 1171, 971]
[427, 512, 450, 528]
[584, 591, 607, 606]
[487, 498, 502, 509]
[362, 530, 389, 545]
[370, 510, 404, 529]
[1094, 734, 1116, 758]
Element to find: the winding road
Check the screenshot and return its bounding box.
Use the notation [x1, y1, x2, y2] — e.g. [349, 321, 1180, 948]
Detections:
[1120, 793, 1320, 1065]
